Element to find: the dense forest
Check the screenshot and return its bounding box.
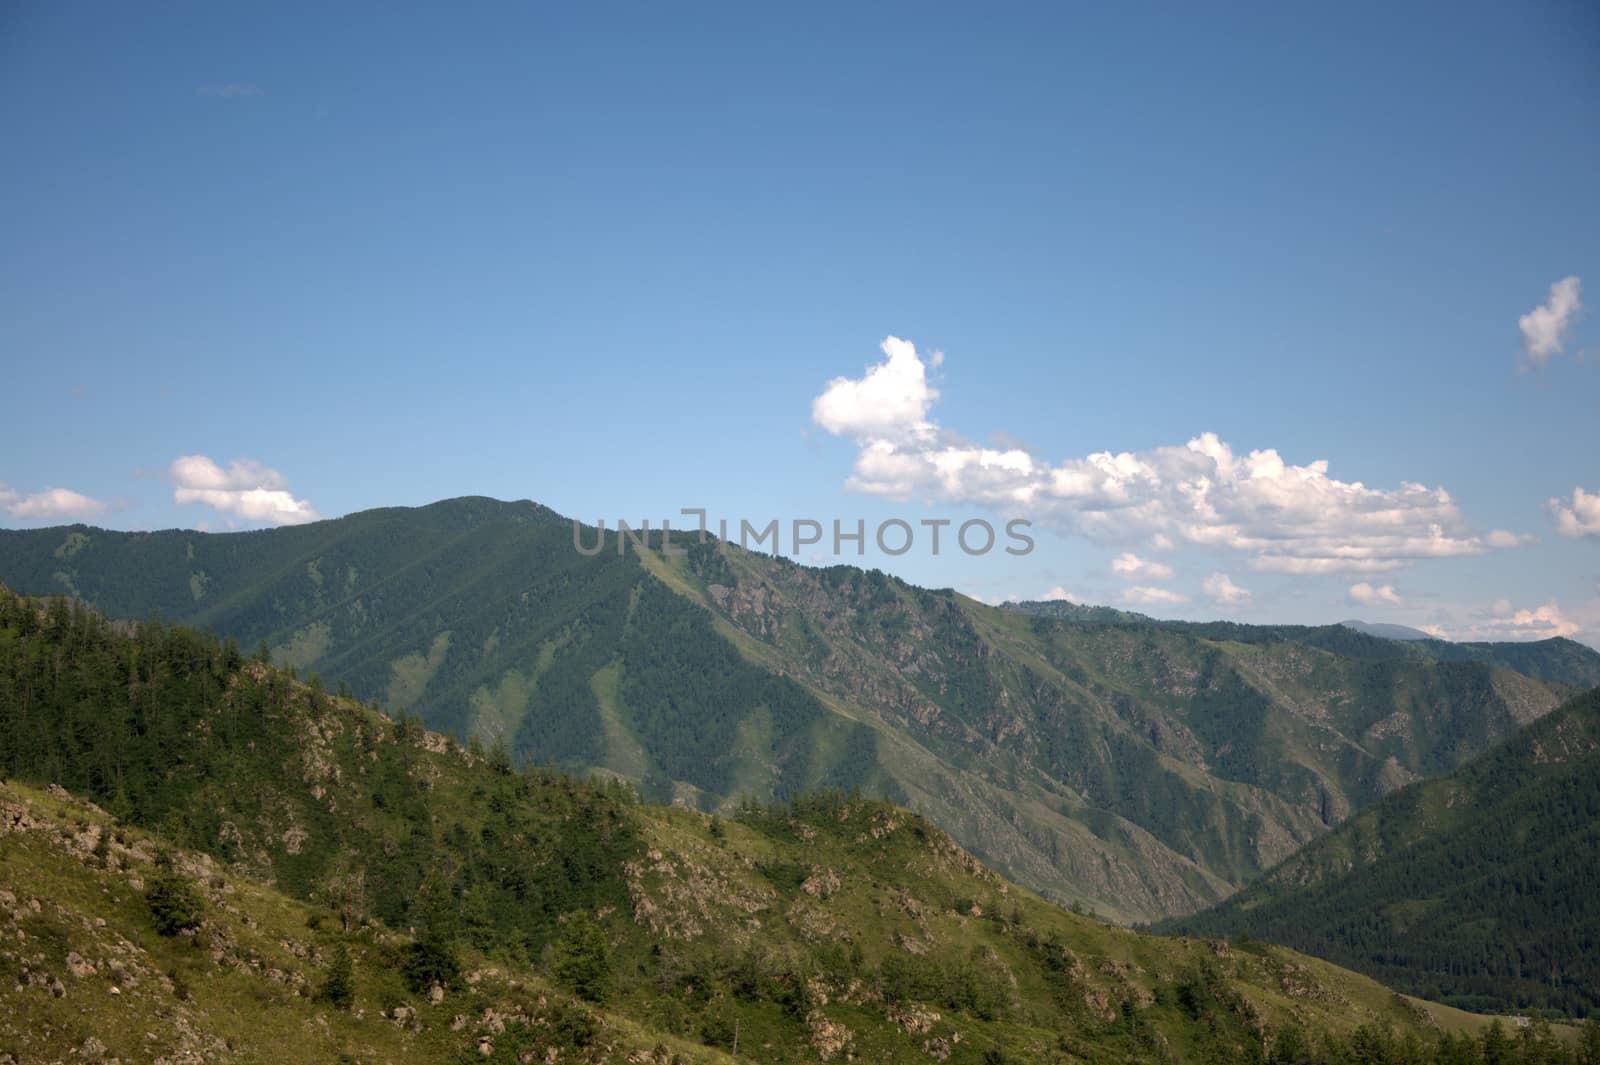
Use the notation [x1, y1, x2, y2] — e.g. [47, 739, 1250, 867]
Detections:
[0, 587, 642, 957]
[1160, 687, 1600, 1019]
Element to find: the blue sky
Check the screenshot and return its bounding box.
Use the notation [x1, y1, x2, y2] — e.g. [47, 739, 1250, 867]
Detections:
[3, 1, 1598, 644]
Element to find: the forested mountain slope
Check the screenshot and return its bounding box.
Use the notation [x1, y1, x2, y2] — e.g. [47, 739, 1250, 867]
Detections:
[1158, 687, 1600, 1018]
[2, 498, 1594, 923]
[1006, 605, 1600, 691]
[5, 586, 1572, 1065]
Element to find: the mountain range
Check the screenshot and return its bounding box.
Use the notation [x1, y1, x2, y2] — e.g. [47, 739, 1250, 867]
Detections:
[0, 585, 1578, 1063]
[1157, 685, 1600, 1018]
[2, 497, 1597, 926]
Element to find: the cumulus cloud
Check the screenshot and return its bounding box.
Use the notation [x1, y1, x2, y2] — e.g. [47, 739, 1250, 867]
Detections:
[1110, 552, 1175, 582]
[812, 338, 1530, 573]
[169, 455, 320, 526]
[1201, 572, 1252, 607]
[812, 336, 939, 443]
[1348, 582, 1402, 607]
[1485, 529, 1534, 549]
[1549, 486, 1600, 538]
[1122, 586, 1189, 605]
[1519, 276, 1582, 367]
[978, 584, 1079, 606]
[1429, 599, 1580, 642]
[0, 483, 109, 521]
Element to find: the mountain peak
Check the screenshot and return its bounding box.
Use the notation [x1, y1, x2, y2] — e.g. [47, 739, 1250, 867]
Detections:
[1339, 619, 1438, 641]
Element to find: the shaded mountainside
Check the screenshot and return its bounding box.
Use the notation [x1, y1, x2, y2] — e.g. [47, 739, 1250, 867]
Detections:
[682, 549, 1582, 923]
[1157, 687, 1600, 1019]
[4, 588, 1573, 1065]
[2, 498, 1596, 924]
[0, 501, 885, 806]
[1070, 613, 1600, 691]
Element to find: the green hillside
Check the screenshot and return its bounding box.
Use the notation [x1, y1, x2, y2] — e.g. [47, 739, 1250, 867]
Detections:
[2, 498, 1595, 924]
[2, 585, 1594, 1064]
[1066, 613, 1600, 690]
[1158, 687, 1600, 1018]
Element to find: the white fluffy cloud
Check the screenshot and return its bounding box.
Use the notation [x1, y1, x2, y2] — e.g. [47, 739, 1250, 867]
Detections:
[1201, 572, 1252, 607]
[812, 336, 939, 443]
[1122, 585, 1188, 606]
[1430, 599, 1580, 642]
[1348, 582, 1402, 607]
[812, 338, 1530, 573]
[1110, 552, 1174, 582]
[0, 484, 109, 521]
[169, 455, 320, 526]
[1519, 276, 1582, 367]
[978, 585, 1077, 607]
[1549, 486, 1600, 538]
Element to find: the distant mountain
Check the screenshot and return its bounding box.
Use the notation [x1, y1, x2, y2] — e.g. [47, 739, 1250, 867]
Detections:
[1415, 636, 1600, 687]
[0, 586, 1511, 1065]
[1002, 606, 1600, 688]
[1131, 616, 1600, 689]
[1341, 619, 1436, 641]
[2, 498, 1595, 924]
[1157, 686, 1600, 1018]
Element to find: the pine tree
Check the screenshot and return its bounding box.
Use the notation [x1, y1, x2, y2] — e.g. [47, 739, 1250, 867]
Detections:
[553, 913, 612, 1004]
[320, 944, 354, 1010]
[145, 854, 203, 936]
